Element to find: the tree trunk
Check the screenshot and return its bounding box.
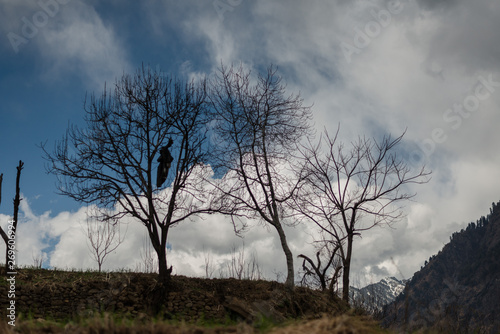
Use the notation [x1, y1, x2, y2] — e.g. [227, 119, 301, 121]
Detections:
[342, 234, 354, 303]
[156, 225, 171, 284]
[157, 246, 170, 283]
[151, 233, 171, 314]
[274, 222, 294, 288]
[3, 162, 23, 274]
[329, 264, 342, 299]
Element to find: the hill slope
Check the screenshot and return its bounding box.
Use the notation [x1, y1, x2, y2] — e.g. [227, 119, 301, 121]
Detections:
[0, 270, 347, 322]
[0, 269, 393, 333]
[382, 201, 500, 333]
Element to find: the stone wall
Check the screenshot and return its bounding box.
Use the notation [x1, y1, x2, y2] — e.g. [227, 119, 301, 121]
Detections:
[0, 273, 227, 321]
[0, 271, 342, 323]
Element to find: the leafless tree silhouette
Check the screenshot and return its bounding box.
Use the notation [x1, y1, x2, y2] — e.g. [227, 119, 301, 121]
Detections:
[298, 240, 342, 298]
[0, 161, 23, 275]
[296, 128, 430, 303]
[209, 64, 312, 287]
[84, 206, 126, 272]
[43, 66, 219, 283]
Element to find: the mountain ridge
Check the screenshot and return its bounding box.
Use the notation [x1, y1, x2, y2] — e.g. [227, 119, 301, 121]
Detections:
[382, 200, 500, 333]
[350, 276, 407, 313]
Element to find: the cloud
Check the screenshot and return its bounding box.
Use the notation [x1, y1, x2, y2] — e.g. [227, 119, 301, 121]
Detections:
[0, 160, 320, 282]
[416, 0, 462, 11]
[3, 157, 497, 288]
[30, 1, 133, 90]
[1, 192, 313, 281]
[418, 1, 500, 74]
[1, 1, 132, 89]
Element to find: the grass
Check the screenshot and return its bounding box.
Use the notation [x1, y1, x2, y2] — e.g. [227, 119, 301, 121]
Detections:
[2, 312, 253, 333]
[268, 314, 392, 334]
[1, 312, 391, 334]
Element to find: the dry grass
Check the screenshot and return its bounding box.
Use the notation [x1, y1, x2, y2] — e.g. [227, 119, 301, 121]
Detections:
[270, 314, 390, 334]
[1, 314, 256, 334]
[0, 313, 391, 334]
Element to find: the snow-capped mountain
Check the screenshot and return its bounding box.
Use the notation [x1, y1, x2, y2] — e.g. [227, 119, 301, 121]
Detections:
[350, 277, 407, 313]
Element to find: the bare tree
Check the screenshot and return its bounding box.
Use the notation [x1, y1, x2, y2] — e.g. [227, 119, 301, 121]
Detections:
[298, 240, 342, 298]
[217, 244, 262, 280]
[243, 250, 263, 281]
[43, 66, 217, 283]
[209, 64, 312, 287]
[296, 128, 430, 303]
[0, 161, 23, 275]
[135, 233, 159, 274]
[202, 246, 215, 279]
[32, 251, 46, 269]
[84, 207, 125, 272]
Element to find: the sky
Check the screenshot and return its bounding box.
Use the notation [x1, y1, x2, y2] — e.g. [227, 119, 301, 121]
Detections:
[1, 0, 500, 288]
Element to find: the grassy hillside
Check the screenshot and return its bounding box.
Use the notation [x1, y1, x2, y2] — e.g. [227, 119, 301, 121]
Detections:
[0, 268, 390, 333]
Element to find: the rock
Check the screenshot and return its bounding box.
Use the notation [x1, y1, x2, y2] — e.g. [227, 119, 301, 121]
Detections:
[252, 300, 286, 323]
[223, 296, 287, 324]
[224, 297, 255, 322]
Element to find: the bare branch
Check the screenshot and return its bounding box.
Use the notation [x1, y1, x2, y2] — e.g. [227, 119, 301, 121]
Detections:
[209, 64, 313, 287]
[84, 206, 127, 272]
[295, 127, 430, 303]
[42, 66, 218, 283]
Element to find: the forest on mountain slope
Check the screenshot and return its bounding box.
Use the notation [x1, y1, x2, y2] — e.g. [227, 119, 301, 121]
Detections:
[382, 200, 500, 333]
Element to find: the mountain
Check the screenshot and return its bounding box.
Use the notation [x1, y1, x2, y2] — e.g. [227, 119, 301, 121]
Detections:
[350, 277, 407, 313]
[382, 201, 500, 333]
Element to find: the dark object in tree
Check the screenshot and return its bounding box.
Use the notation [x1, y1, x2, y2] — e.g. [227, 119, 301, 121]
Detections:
[0, 161, 23, 275]
[156, 138, 174, 188]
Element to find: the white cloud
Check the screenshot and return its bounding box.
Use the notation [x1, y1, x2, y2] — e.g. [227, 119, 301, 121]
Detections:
[35, 1, 132, 90]
[0, 1, 132, 89]
[0, 194, 311, 282]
